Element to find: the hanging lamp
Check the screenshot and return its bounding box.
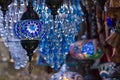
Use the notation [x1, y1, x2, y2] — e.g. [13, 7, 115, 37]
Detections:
[13, 0, 44, 73]
[35, 0, 83, 70]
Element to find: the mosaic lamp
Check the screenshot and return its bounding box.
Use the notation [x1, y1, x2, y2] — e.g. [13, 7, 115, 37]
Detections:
[13, 0, 44, 73]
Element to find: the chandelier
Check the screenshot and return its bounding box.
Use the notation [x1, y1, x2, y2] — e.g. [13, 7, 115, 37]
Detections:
[0, 0, 29, 70]
[33, 0, 83, 70]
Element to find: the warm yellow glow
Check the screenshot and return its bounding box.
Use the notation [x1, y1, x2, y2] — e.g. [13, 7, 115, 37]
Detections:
[63, 77, 69, 80]
[83, 53, 88, 58]
[10, 59, 14, 63]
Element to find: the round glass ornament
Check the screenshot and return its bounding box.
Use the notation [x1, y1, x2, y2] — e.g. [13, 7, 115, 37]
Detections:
[70, 40, 103, 60]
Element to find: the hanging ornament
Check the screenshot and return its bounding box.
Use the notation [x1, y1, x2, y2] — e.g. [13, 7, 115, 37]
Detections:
[8, 40, 28, 69]
[0, 0, 29, 69]
[34, 0, 83, 70]
[13, 0, 45, 73]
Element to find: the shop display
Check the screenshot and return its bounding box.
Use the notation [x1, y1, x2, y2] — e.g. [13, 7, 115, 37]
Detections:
[0, 0, 120, 79]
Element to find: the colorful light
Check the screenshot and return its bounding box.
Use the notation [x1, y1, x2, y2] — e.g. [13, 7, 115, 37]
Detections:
[13, 20, 43, 40]
[34, 0, 83, 70]
[70, 40, 103, 60]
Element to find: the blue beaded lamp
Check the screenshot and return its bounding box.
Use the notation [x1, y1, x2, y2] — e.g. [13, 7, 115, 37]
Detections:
[13, 0, 44, 73]
[35, 0, 83, 70]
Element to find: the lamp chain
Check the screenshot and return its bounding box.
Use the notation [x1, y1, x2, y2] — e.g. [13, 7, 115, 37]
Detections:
[28, 61, 33, 74]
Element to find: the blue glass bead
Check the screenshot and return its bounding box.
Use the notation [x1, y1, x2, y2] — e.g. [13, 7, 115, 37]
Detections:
[53, 48, 57, 53]
[39, 41, 43, 48]
[58, 23, 62, 31]
[59, 7, 65, 14]
[47, 8, 51, 13]
[49, 50, 52, 54]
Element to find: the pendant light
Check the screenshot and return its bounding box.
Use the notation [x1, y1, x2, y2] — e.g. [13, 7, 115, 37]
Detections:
[13, 0, 44, 73]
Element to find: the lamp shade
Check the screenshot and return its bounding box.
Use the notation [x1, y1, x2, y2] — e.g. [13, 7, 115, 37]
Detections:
[13, 0, 44, 40]
[14, 20, 43, 39]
